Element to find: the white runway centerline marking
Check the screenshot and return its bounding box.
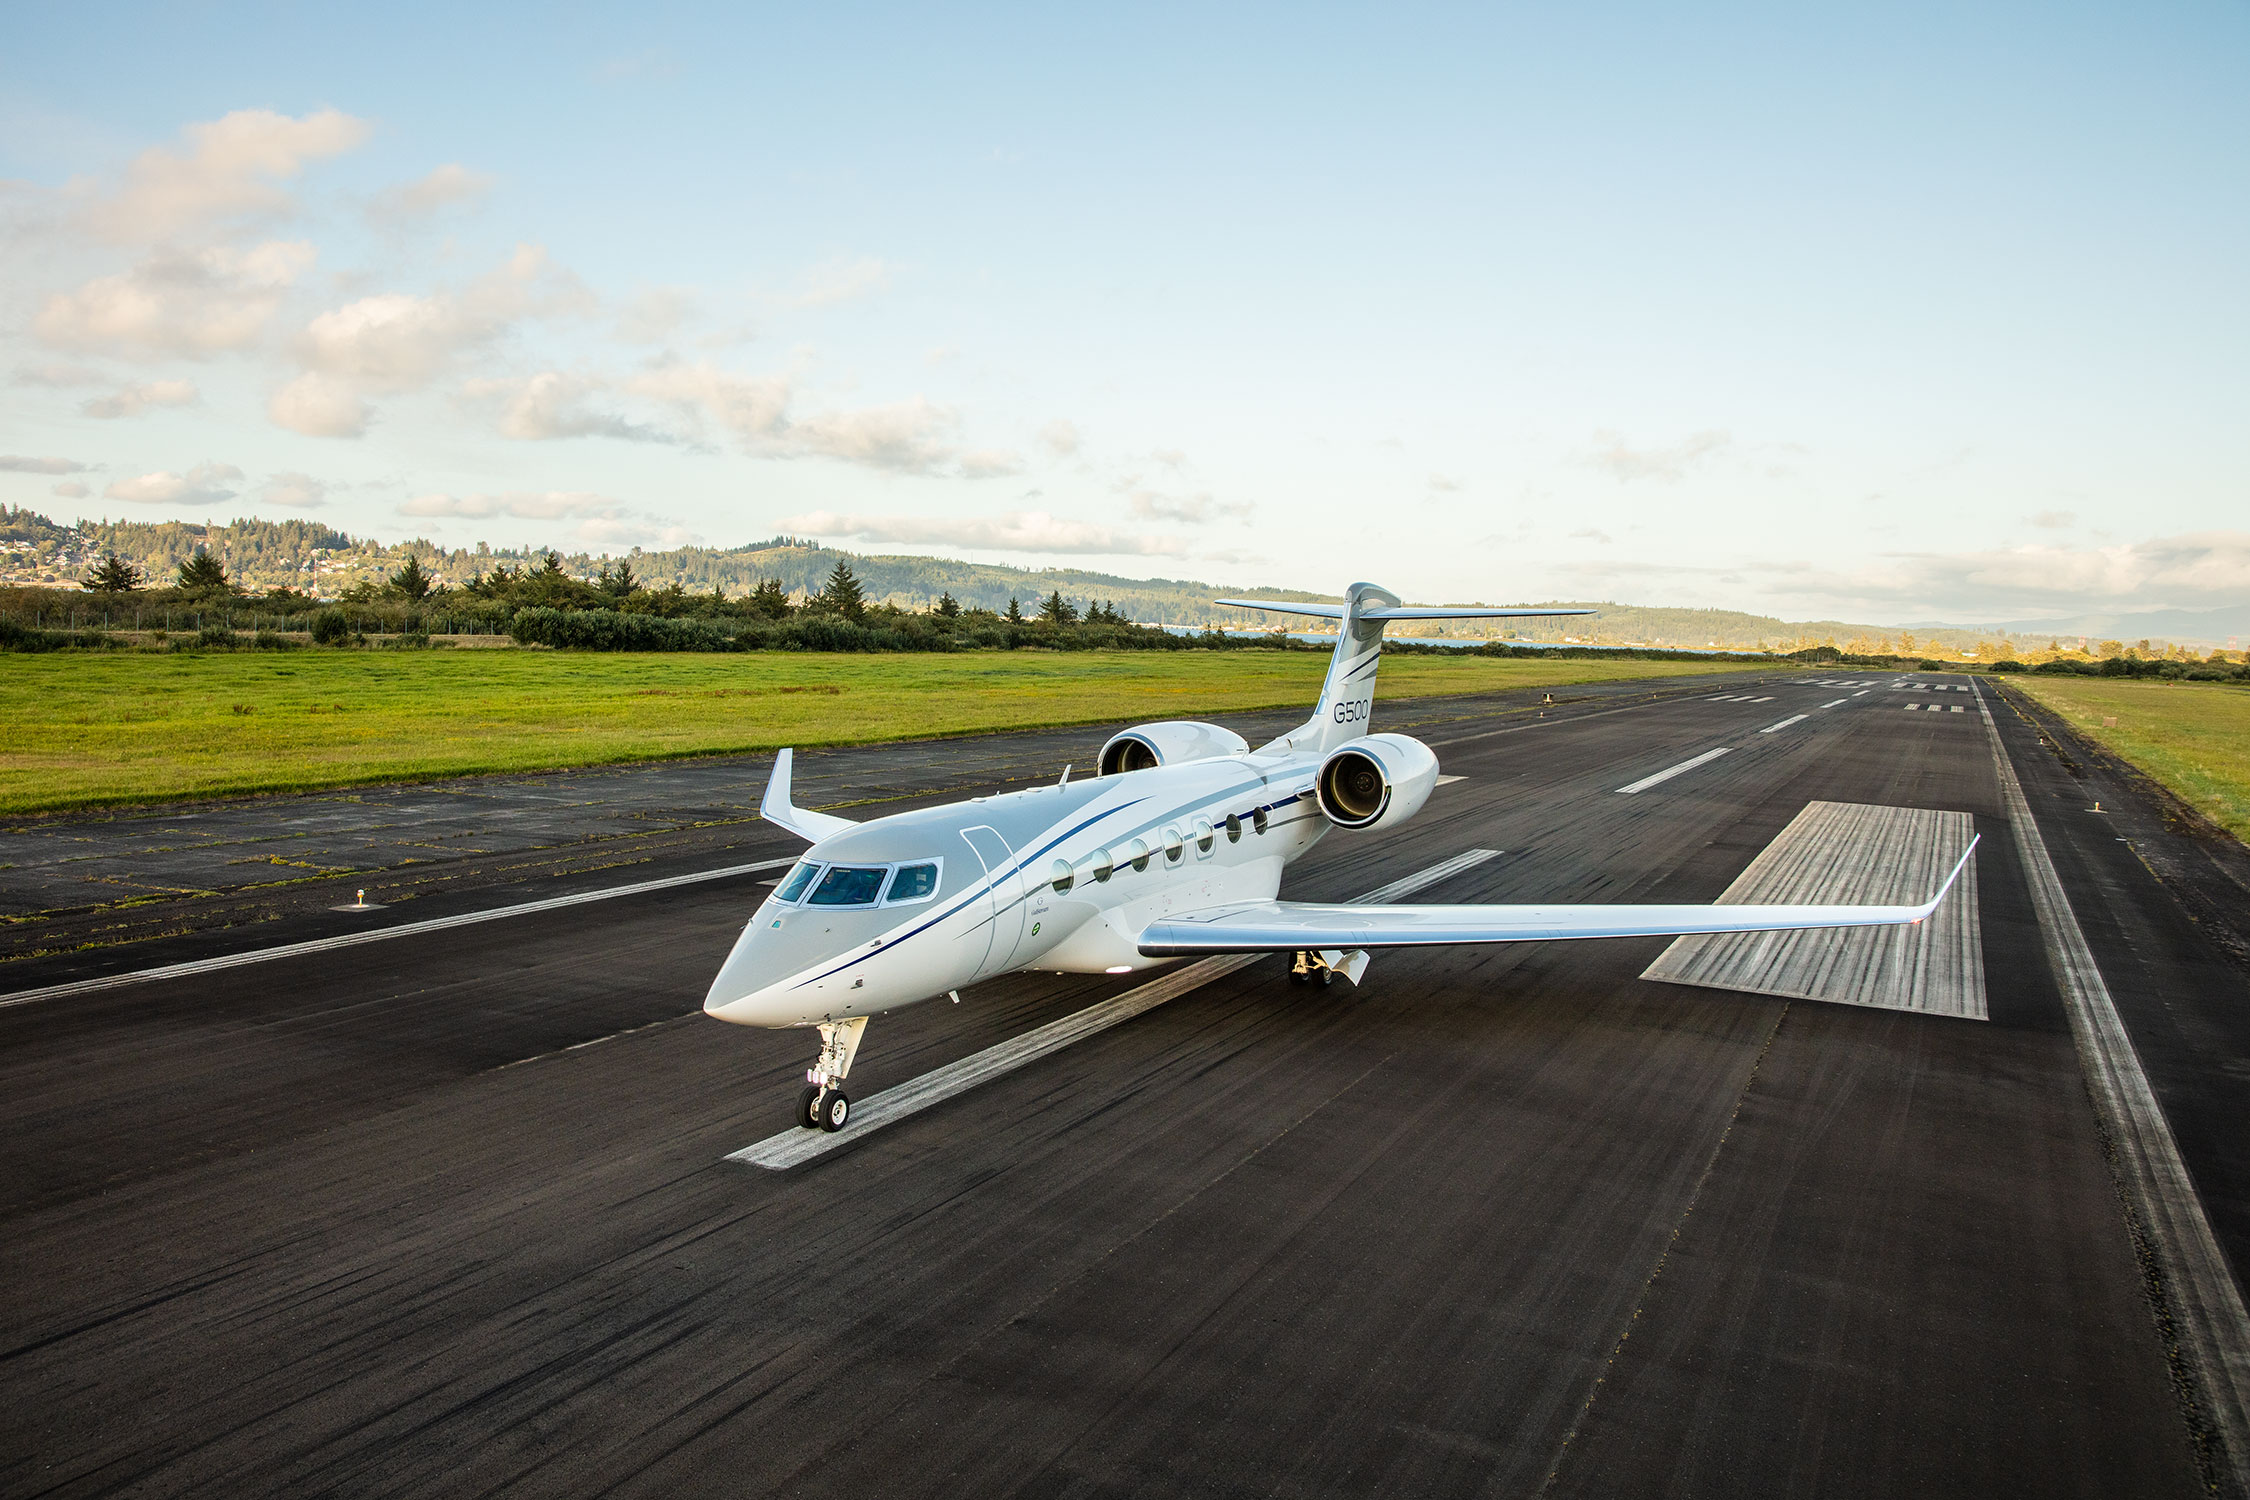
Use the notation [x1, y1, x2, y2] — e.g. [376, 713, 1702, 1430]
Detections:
[1821, 699, 1848, 709]
[1615, 747, 1732, 795]
[1759, 715, 1808, 734]
[726, 848, 1507, 1171]
[0, 856, 800, 1010]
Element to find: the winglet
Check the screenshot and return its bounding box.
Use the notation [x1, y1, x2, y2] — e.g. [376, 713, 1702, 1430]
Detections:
[759, 748, 858, 844]
[1914, 835, 1980, 919]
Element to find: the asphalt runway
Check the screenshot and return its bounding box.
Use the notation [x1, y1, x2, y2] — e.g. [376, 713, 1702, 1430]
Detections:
[3, 669, 2244, 1498]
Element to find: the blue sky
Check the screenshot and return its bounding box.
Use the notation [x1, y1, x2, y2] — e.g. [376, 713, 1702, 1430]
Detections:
[3, 2, 2244, 623]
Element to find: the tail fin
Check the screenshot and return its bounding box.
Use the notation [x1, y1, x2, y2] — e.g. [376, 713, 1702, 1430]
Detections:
[1215, 585, 1598, 755]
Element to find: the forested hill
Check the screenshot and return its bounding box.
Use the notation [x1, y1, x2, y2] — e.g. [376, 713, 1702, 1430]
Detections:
[0, 505, 2145, 652]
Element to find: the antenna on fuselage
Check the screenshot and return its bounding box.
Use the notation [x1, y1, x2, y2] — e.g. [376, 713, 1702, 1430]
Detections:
[1058, 763, 1072, 787]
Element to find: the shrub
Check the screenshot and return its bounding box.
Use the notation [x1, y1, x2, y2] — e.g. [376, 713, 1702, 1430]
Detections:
[196, 625, 239, 649]
[310, 609, 351, 646]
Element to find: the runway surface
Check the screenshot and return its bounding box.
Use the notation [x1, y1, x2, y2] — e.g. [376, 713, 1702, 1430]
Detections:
[3, 669, 2245, 1498]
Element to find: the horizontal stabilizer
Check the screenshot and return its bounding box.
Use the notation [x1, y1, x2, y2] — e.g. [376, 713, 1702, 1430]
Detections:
[1141, 839, 1978, 956]
[760, 748, 857, 844]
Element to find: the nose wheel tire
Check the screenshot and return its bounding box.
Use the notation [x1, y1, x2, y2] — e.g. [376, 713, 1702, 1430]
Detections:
[797, 1085, 823, 1130]
[817, 1089, 851, 1132]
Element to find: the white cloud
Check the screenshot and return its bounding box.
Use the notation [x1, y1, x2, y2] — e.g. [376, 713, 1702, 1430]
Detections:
[1569, 527, 1614, 544]
[613, 286, 696, 344]
[1584, 428, 1731, 483]
[34, 240, 317, 357]
[628, 359, 792, 441]
[259, 471, 327, 508]
[399, 489, 686, 546]
[1039, 418, 1081, 458]
[1428, 473, 1462, 492]
[82, 379, 198, 419]
[789, 397, 957, 472]
[2028, 509, 2078, 530]
[367, 163, 494, 223]
[12, 361, 107, 387]
[268, 372, 371, 437]
[76, 108, 370, 243]
[52, 481, 90, 499]
[958, 448, 1025, 479]
[1125, 490, 1253, 524]
[104, 460, 243, 506]
[785, 256, 890, 309]
[461, 371, 677, 443]
[0, 454, 87, 474]
[780, 508, 1186, 557]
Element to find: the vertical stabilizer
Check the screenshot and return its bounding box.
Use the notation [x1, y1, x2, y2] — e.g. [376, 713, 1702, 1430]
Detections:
[1259, 582, 1400, 754]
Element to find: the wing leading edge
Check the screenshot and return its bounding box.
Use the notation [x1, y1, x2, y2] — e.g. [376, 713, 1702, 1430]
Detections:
[1139, 838, 1979, 957]
[1215, 598, 1595, 621]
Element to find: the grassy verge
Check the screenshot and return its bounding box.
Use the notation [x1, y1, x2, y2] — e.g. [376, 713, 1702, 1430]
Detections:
[0, 650, 1762, 815]
[2009, 677, 2250, 842]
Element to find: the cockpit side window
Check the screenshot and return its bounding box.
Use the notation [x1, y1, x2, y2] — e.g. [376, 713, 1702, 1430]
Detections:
[808, 865, 888, 906]
[884, 862, 941, 903]
[776, 861, 822, 903]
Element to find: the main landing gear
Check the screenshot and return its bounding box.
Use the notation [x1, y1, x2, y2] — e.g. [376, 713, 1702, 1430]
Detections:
[796, 1016, 867, 1132]
[1288, 948, 1372, 987]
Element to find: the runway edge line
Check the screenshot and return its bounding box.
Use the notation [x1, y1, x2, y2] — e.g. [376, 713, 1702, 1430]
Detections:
[1975, 679, 2250, 1497]
[0, 856, 799, 1010]
[728, 847, 1505, 1171]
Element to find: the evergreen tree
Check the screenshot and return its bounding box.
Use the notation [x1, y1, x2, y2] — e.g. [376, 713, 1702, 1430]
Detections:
[1005, 595, 1025, 624]
[537, 551, 568, 580]
[934, 591, 960, 618]
[1038, 590, 1079, 624]
[387, 554, 434, 600]
[176, 547, 232, 594]
[82, 552, 144, 592]
[749, 578, 792, 620]
[819, 559, 866, 620]
[597, 558, 638, 599]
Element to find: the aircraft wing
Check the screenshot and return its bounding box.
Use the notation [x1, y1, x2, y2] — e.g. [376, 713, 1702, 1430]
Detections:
[760, 748, 857, 843]
[1140, 840, 1977, 956]
[1215, 598, 1594, 620]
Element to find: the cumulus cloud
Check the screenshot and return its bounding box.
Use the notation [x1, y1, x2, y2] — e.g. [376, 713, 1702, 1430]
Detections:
[1, 454, 88, 474]
[12, 361, 107, 387]
[1584, 428, 1730, 483]
[1038, 418, 1081, 458]
[780, 508, 1186, 557]
[52, 481, 91, 499]
[957, 449, 1025, 479]
[613, 286, 696, 344]
[104, 460, 243, 506]
[82, 379, 198, 419]
[268, 372, 371, 437]
[628, 359, 792, 441]
[260, 471, 327, 508]
[367, 163, 495, 223]
[1125, 490, 1253, 524]
[2028, 509, 2078, 530]
[461, 371, 677, 443]
[76, 108, 370, 243]
[790, 396, 958, 473]
[785, 256, 890, 309]
[1569, 527, 1614, 544]
[399, 489, 687, 546]
[35, 240, 317, 357]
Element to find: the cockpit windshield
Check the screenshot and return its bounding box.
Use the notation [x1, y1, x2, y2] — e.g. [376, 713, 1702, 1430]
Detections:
[808, 865, 888, 906]
[886, 862, 939, 902]
[775, 861, 821, 903]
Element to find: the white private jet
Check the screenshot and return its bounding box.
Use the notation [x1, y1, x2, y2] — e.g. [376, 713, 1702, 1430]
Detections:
[706, 583, 1976, 1132]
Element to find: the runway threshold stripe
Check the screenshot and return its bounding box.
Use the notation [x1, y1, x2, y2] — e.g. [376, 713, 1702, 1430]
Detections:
[0, 856, 799, 1010]
[1758, 715, 1808, 734]
[726, 847, 1506, 1171]
[1975, 681, 2250, 1490]
[1614, 747, 1731, 795]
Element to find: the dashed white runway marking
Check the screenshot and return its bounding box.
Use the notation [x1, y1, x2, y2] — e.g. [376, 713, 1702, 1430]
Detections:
[1820, 699, 1848, 709]
[0, 855, 800, 1010]
[1759, 715, 1809, 734]
[726, 848, 1508, 1171]
[1616, 747, 1733, 795]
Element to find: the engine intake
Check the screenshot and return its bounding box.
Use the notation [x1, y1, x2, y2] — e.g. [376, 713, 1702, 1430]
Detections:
[1315, 733, 1440, 831]
[1098, 721, 1250, 775]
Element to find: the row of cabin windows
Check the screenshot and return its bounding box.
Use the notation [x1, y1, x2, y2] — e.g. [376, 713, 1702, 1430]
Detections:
[1049, 806, 1269, 894]
[774, 858, 942, 909]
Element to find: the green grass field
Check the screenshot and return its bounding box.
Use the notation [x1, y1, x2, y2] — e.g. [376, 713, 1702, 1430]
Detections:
[0, 649, 1763, 815]
[2010, 676, 2250, 842]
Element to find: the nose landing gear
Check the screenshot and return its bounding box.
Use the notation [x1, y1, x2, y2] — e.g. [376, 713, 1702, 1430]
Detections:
[797, 1016, 867, 1132]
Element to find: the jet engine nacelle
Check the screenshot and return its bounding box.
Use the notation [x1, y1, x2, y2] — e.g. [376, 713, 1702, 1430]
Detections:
[1315, 732, 1440, 831]
[1097, 720, 1251, 775]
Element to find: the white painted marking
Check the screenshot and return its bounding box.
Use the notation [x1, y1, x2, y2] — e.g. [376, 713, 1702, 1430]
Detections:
[1973, 681, 2250, 1488]
[1758, 715, 1808, 734]
[1435, 774, 1467, 785]
[728, 848, 1508, 1170]
[0, 856, 800, 1010]
[1749, 696, 1775, 702]
[1616, 747, 1732, 795]
[1950, 704, 1964, 713]
[1854, 690, 1869, 697]
[1821, 699, 1848, 709]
